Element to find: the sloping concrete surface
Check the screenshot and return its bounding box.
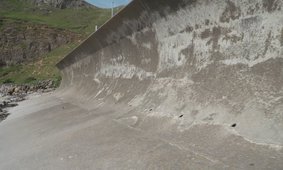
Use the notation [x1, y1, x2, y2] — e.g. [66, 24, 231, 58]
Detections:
[0, 93, 282, 169]
[1, 0, 283, 169]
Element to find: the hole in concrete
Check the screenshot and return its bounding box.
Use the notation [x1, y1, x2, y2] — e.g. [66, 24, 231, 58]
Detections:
[231, 123, 237, 127]
[179, 115, 184, 118]
[249, 163, 255, 166]
[149, 109, 153, 111]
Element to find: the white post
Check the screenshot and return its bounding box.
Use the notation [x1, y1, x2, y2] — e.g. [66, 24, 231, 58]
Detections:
[111, 0, 114, 17]
[95, 25, 98, 31]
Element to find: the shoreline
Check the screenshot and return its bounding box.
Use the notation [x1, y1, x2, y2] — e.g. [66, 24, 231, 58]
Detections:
[0, 80, 57, 122]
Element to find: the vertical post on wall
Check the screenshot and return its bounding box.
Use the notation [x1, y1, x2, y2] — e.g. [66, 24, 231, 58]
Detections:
[111, 0, 114, 17]
[95, 25, 98, 31]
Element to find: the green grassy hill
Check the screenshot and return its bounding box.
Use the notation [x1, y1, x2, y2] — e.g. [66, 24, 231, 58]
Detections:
[0, 0, 119, 86]
[0, 0, 112, 35]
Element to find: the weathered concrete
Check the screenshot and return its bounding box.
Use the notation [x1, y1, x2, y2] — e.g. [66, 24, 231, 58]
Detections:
[0, 94, 282, 169]
[1, 0, 283, 169]
[58, 0, 283, 145]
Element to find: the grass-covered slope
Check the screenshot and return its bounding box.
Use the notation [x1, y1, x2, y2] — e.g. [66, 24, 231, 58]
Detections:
[0, 42, 79, 85]
[0, 0, 112, 35]
[0, 0, 115, 85]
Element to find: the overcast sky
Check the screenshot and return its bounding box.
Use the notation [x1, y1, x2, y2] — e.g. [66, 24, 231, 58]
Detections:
[86, 0, 131, 8]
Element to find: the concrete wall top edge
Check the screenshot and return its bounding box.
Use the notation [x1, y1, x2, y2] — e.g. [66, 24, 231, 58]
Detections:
[56, 0, 186, 70]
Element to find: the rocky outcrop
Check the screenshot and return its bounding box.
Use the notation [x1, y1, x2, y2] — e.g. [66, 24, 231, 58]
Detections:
[31, 0, 95, 9]
[0, 18, 79, 66]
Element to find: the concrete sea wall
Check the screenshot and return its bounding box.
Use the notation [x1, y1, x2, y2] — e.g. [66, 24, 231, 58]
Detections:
[57, 0, 283, 145]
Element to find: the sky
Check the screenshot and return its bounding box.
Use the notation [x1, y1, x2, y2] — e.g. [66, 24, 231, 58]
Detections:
[86, 0, 131, 8]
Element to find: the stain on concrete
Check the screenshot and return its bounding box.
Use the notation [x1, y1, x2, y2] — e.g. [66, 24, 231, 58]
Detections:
[223, 33, 243, 44]
[241, 16, 262, 30]
[263, 31, 272, 56]
[205, 19, 210, 26]
[220, 0, 241, 23]
[262, 0, 279, 12]
[180, 26, 194, 33]
[200, 29, 211, 39]
[251, 58, 283, 92]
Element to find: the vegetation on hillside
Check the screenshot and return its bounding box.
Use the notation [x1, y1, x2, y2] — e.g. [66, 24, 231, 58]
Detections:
[0, 0, 119, 86]
[0, 42, 79, 85]
[0, 0, 113, 35]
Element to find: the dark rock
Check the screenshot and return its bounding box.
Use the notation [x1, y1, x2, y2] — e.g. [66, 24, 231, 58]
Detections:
[7, 87, 15, 95]
[0, 20, 80, 66]
[0, 80, 56, 123]
[0, 110, 9, 122]
[32, 0, 96, 9]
